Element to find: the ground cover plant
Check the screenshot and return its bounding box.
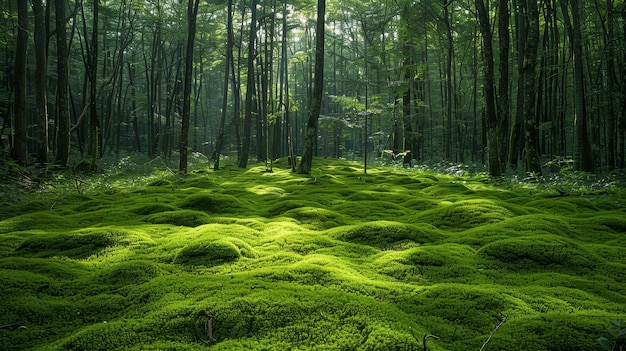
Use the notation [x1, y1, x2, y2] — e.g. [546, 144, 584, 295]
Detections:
[0, 155, 625, 350]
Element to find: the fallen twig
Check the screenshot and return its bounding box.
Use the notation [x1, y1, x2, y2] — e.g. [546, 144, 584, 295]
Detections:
[0, 321, 24, 330]
[479, 316, 507, 351]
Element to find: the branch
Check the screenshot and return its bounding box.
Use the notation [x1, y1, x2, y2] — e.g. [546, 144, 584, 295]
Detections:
[479, 316, 507, 351]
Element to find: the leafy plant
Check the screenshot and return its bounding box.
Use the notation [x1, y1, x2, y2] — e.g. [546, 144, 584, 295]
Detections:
[598, 320, 626, 351]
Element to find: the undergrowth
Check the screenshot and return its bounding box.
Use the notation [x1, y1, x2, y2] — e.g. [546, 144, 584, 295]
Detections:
[0, 153, 625, 350]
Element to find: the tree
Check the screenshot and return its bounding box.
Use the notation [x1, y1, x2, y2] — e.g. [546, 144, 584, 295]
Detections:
[32, 0, 49, 164]
[238, 0, 258, 169]
[475, 0, 502, 176]
[180, 0, 201, 174]
[213, 0, 234, 171]
[522, 0, 542, 174]
[559, 0, 594, 172]
[12, 0, 28, 165]
[298, 0, 326, 174]
[55, 0, 71, 167]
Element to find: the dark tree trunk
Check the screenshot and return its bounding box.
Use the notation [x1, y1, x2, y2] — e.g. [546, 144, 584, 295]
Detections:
[239, 0, 258, 169]
[523, 0, 542, 174]
[475, 0, 502, 176]
[13, 0, 28, 165]
[297, 0, 326, 174]
[33, 0, 49, 164]
[497, 0, 510, 168]
[55, 0, 71, 166]
[213, 0, 234, 170]
[560, 0, 594, 171]
[179, 0, 200, 174]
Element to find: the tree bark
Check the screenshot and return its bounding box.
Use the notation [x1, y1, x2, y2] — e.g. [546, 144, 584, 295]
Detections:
[213, 0, 234, 171]
[475, 0, 502, 176]
[13, 0, 28, 165]
[55, 0, 71, 166]
[297, 0, 326, 174]
[238, 0, 258, 169]
[33, 0, 49, 164]
[180, 0, 201, 174]
[523, 0, 542, 174]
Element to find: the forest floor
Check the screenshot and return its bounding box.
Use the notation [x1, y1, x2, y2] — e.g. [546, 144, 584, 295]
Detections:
[0, 154, 625, 351]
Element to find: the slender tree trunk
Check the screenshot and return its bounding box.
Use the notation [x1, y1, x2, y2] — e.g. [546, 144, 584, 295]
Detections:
[509, 3, 526, 168]
[55, 0, 71, 166]
[282, 1, 296, 171]
[33, 0, 49, 164]
[560, 0, 594, 171]
[604, 0, 617, 170]
[180, 0, 201, 174]
[239, 0, 258, 169]
[443, 0, 454, 159]
[475, 0, 502, 176]
[523, 0, 542, 174]
[88, 0, 99, 171]
[214, 0, 234, 170]
[297, 0, 326, 174]
[619, 12, 626, 168]
[497, 0, 510, 168]
[13, 0, 28, 165]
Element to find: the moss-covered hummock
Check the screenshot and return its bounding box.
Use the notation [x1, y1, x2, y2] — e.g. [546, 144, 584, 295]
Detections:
[0, 158, 624, 351]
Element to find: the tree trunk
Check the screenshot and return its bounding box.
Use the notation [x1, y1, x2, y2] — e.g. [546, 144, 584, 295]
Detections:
[560, 0, 594, 171]
[508, 2, 526, 168]
[297, 0, 326, 174]
[88, 0, 100, 171]
[282, 1, 296, 171]
[213, 0, 234, 170]
[475, 0, 502, 176]
[179, 0, 200, 174]
[238, 0, 258, 169]
[33, 0, 49, 164]
[497, 0, 510, 168]
[13, 0, 28, 165]
[55, 0, 71, 166]
[523, 0, 542, 174]
[605, 0, 616, 170]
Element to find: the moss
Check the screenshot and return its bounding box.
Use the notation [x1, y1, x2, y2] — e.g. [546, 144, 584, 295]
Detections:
[145, 210, 211, 227]
[17, 230, 121, 259]
[1, 158, 625, 351]
[479, 235, 598, 270]
[179, 193, 246, 213]
[487, 313, 609, 351]
[414, 199, 514, 231]
[131, 203, 178, 215]
[175, 239, 241, 266]
[281, 206, 346, 230]
[98, 260, 161, 286]
[332, 221, 444, 249]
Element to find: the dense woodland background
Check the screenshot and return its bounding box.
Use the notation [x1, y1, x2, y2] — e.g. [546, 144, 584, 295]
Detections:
[1, 0, 626, 176]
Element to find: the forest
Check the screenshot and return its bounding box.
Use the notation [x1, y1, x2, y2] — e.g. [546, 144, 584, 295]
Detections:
[1, 0, 626, 350]
[1, 0, 625, 174]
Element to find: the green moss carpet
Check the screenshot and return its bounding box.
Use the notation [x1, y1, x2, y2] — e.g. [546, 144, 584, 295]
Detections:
[1, 158, 625, 350]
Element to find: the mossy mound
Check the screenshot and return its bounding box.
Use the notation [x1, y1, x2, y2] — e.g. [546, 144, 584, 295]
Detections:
[174, 239, 241, 266]
[145, 210, 211, 227]
[16, 230, 122, 259]
[479, 235, 598, 270]
[179, 193, 246, 213]
[332, 220, 444, 249]
[413, 199, 515, 231]
[331, 200, 411, 221]
[486, 313, 608, 351]
[131, 203, 178, 215]
[282, 206, 347, 229]
[98, 260, 162, 286]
